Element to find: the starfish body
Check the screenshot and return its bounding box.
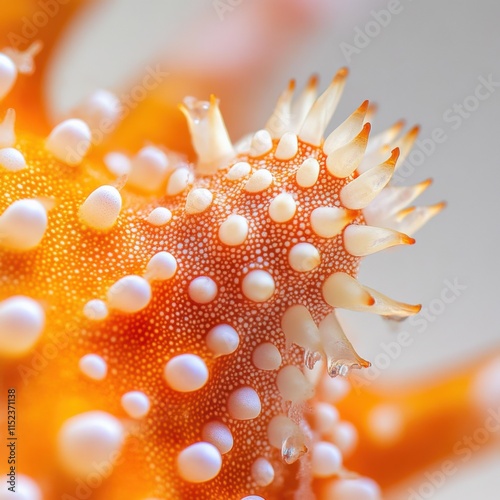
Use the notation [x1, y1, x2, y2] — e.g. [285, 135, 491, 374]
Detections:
[0, 61, 442, 499]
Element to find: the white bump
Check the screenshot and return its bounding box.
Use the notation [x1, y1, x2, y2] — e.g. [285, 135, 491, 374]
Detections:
[0, 54, 17, 100]
[129, 146, 169, 192]
[269, 193, 296, 223]
[121, 391, 150, 419]
[296, 158, 320, 188]
[244, 169, 273, 193]
[0, 296, 44, 357]
[320, 478, 380, 500]
[0, 199, 47, 250]
[146, 207, 172, 227]
[0, 474, 42, 500]
[104, 151, 131, 177]
[249, 129, 273, 157]
[166, 167, 191, 196]
[58, 411, 124, 476]
[242, 270, 275, 303]
[367, 404, 403, 444]
[144, 251, 177, 281]
[73, 89, 121, 130]
[310, 206, 356, 238]
[79, 185, 122, 231]
[319, 374, 351, 403]
[311, 442, 342, 477]
[330, 421, 358, 456]
[46, 119, 91, 166]
[226, 161, 251, 180]
[227, 386, 261, 420]
[274, 132, 298, 160]
[206, 324, 240, 357]
[188, 276, 218, 304]
[252, 343, 281, 370]
[0, 108, 16, 148]
[0, 147, 25, 172]
[164, 354, 209, 392]
[202, 421, 234, 454]
[251, 457, 274, 487]
[241, 497, 265, 500]
[177, 442, 222, 483]
[107, 275, 152, 313]
[313, 402, 339, 434]
[78, 354, 107, 381]
[218, 214, 249, 246]
[471, 357, 500, 412]
[83, 299, 108, 320]
[267, 415, 300, 449]
[276, 365, 314, 403]
[185, 188, 213, 214]
[288, 242, 321, 272]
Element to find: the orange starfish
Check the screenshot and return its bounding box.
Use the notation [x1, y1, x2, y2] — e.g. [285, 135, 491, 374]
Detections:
[0, 22, 446, 496]
[5, 3, 496, 499]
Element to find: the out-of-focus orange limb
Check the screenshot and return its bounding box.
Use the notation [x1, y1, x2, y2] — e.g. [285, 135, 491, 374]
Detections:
[337, 352, 500, 489]
[102, 77, 196, 161]
[0, 0, 88, 133]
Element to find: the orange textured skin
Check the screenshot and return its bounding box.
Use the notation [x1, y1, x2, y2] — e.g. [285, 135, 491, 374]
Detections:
[1, 132, 365, 499]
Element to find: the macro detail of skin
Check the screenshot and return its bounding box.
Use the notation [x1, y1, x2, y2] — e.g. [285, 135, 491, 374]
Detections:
[0, 45, 443, 500]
